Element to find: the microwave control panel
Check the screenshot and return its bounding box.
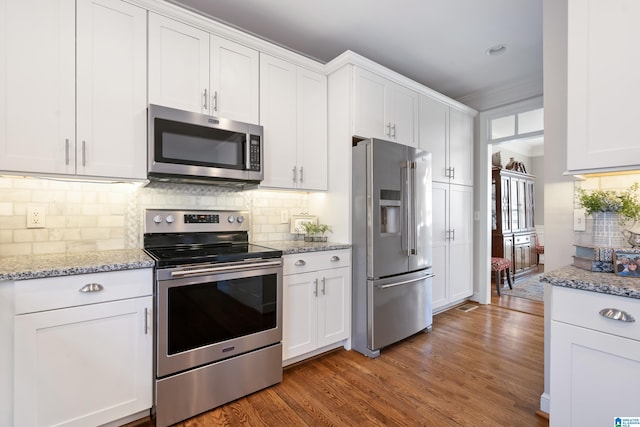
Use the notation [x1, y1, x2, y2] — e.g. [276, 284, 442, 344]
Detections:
[249, 135, 261, 171]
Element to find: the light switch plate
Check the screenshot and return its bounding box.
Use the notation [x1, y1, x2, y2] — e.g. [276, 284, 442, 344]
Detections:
[574, 209, 586, 231]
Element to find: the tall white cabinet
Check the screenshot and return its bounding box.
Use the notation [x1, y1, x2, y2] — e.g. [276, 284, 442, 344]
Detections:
[260, 53, 327, 190]
[566, 0, 640, 173]
[148, 13, 259, 124]
[0, 0, 147, 179]
[420, 95, 475, 311]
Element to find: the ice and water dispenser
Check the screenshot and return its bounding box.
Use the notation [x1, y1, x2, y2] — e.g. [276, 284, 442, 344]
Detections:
[379, 189, 401, 235]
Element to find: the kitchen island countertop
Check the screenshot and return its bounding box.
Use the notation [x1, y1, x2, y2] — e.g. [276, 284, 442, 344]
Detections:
[256, 240, 351, 255]
[0, 249, 154, 281]
[542, 265, 640, 299]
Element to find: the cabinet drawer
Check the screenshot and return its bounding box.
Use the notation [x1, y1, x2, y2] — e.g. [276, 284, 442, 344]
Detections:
[283, 249, 351, 275]
[552, 286, 640, 341]
[514, 235, 530, 245]
[15, 269, 153, 314]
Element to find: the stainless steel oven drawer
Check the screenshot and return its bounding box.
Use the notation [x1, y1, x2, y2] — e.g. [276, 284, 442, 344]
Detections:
[155, 343, 282, 427]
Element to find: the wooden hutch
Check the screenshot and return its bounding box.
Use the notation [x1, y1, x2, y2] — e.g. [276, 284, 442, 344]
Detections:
[491, 168, 538, 282]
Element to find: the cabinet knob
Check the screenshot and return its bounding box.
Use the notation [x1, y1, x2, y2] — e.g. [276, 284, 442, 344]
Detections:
[79, 283, 104, 293]
[599, 308, 635, 323]
[294, 259, 306, 266]
[330, 256, 340, 262]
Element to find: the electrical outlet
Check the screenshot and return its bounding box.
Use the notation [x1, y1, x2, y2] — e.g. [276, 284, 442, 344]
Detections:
[27, 206, 46, 229]
[574, 209, 586, 231]
[280, 210, 289, 224]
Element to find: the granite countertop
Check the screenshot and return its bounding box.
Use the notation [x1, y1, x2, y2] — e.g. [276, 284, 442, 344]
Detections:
[0, 249, 155, 281]
[256, 240, 351, 255]
[542, 265, 640, 299]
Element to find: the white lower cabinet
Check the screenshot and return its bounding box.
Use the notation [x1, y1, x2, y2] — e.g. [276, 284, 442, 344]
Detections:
[550, 286, 640, 426]
[14, 269, 153, 427]
[282, 250, 351, 363]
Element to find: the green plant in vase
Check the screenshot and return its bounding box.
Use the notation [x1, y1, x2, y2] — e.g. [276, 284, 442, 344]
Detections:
[577, 183, 640, 222]
[301, 222, 331, 242]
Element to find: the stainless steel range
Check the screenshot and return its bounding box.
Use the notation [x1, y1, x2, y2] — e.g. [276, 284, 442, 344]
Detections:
[143, 209, 283, 427]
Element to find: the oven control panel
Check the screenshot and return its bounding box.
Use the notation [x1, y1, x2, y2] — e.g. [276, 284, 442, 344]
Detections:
[145, 209, 249, 233]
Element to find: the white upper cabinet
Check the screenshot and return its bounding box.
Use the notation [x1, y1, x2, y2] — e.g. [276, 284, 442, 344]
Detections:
[353, 67, 419, 147]
[149, 13, 259, 124]
[260, 53, 327, 190]
[0, 0, 146, 179]
[419, 95, 474, 186]
[566, 0, 640, 172]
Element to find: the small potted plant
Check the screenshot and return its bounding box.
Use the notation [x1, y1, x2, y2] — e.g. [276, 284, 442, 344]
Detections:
[301, 222, 332, 242]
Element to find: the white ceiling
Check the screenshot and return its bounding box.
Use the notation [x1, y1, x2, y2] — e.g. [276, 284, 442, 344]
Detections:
[167, 0, 543, 111]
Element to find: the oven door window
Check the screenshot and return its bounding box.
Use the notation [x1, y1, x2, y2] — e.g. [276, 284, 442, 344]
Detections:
[155, 118, 245, 170]
[167, 273, 277, 355]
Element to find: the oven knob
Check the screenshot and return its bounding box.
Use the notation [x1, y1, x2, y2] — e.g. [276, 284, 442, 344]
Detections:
[227, 215, 235, 223]
[237, 215, 245, 224]
[165, 215, 175, 224]
[153, 215, 163, 224]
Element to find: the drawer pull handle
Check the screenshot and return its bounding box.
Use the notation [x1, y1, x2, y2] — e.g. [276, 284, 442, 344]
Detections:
[599, 308, 635, 323]
[330, 256, 340, 262]
[294, 260, 306, 266]
[79, 283, 104, 293]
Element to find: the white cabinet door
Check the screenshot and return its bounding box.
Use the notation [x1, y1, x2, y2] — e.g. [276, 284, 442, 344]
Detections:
[387, 81, 419, 147]
[431, 182, 449, 310]
[148, 13, 210, 114]
[419, 95, 448, 182]
[282, 271, 318, 360]
[210, 36, 259, 123]
[14, 296, 152, 427]
[420, 95, 474, 186]
[317, 266, 350, 347]
[353, 67, 387, 141]
[431, 182, 473, 310]
[448, 184, 473, 301]
[260, 53, 298, 188]
[76, 0, 146, 179]
[566, 0, 640, 172]
[297, 67, 328, 191]
[449, 108, 474, 186]
[550, 321, 640, 426]
[0, 0, 75, 175]
[260, 53, 327, 190]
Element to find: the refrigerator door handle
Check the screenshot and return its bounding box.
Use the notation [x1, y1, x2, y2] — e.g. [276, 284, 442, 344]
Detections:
[402, 161, 411, 256]
[377, 274, 436, 289]
[410, 161, 418, 255]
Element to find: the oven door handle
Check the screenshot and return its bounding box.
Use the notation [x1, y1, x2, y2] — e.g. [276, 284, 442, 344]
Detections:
[170, 259, 282, 278]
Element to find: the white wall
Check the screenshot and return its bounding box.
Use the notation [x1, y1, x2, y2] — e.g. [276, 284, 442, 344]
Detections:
[542, 0, 573, 414]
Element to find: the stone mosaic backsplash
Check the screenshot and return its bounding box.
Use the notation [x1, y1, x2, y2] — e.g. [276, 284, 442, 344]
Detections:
[0, 176, 311, 257]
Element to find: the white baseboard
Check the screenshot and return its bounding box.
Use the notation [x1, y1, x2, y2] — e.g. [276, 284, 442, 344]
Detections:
[540, 392, 550, 414]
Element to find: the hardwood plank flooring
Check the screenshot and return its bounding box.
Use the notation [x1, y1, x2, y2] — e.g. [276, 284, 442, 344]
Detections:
[131, 303, 547, 426]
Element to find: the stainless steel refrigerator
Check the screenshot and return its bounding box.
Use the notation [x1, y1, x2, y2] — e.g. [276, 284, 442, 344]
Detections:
[352, 138, 433, 358]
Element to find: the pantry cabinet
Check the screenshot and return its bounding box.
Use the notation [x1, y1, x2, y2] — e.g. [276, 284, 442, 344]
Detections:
[566, 0, 640, 173]
[282, 250, 350, 364]
[419, 95, 474, 186]
[550, 286, 640, 426]
[431, 182, 473, 311]
[0, 0, 147, 179]
[148, 13, 259, 124]
[260, 53, 327, 190]
[13, 269, 153, 427]
[353, 67, 419, 147]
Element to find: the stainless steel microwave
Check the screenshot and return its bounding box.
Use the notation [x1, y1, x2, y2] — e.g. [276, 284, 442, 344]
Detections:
[148, 104, 263, 187]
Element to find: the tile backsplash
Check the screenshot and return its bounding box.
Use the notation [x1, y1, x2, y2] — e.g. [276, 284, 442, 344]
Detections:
[0, 177, 310, 257]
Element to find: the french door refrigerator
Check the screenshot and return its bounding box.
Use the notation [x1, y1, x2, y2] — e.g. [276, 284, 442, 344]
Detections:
[352, 138, 433, 358]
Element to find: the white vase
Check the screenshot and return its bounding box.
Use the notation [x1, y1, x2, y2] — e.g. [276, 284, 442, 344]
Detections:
[592, 212, 625, 247]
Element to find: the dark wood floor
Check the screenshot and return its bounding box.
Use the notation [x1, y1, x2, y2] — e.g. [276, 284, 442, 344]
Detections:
[131, 299, 547, 427]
